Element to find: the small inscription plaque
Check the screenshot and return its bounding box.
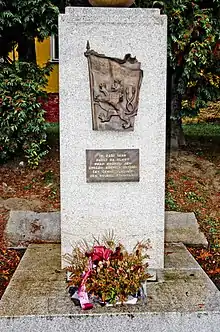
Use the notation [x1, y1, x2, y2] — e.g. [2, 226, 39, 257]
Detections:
[86, 149, 139, 182]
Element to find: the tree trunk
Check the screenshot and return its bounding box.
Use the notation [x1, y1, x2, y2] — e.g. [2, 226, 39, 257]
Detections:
[18, 36, 36, 63]
[170, 93, 186, 149]
[166, 67, 186, 151]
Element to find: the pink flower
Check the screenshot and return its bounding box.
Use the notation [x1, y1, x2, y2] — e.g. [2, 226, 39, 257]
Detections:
[86, 246, 113, 263]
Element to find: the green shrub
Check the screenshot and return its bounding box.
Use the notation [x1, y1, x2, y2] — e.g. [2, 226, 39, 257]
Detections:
[0, 61, 52, 167]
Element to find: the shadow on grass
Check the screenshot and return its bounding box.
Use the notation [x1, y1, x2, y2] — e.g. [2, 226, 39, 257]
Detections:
[46, 122, 59, 147]
[183, 123, 220, 161]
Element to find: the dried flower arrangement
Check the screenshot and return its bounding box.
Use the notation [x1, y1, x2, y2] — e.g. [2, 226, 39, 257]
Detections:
[64, 231, 151, 310]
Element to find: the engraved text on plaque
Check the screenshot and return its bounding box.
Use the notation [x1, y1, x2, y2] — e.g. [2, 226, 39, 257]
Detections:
[86, 149, 139, 182]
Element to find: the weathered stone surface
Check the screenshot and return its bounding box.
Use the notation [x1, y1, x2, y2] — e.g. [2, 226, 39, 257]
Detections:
[1, 313, 220, 332]
[4, 211, 207, 248]
[59, 7, 167, 269]
[164, 243, 201, 270]
[1, 243, 219, 331]
[5, 211, 60, 246]
[0, 197, 4, 207]
[165, 211, 208, 247]
[1, 197, 43, 211]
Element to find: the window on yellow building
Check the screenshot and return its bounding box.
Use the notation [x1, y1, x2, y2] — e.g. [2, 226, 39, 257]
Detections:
[50, 35, 59, 62]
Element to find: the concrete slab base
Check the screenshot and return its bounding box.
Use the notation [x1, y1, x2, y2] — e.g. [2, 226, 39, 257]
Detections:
[5, 211, 208, 247]
[0, 243, 219, 331]
[5, 211, 61, 246]
[165, 211, 208, 247]
[1, 312, 220, 332]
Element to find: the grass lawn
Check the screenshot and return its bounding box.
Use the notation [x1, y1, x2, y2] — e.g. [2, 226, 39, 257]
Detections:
[46, 122, 59, 135]
[183, 123, 220, 137]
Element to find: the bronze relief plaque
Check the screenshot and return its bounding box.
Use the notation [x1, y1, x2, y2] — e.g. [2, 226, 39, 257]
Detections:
[86, 149, 139, 183]
[85, 42, 143, 131]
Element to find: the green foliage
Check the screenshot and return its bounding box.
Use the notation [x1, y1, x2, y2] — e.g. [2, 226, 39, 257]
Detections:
[0, 0, 59, 40]
[87, 243, 150, 303]
[0, 0, 59, 60]
[65, 233, 151, 304]
[136, 0, 220, 118]
[185, 191, 205, 203]
[165, 191, 178, 210]
[183, 123, 220, 137]
[0, 61, 52, 167]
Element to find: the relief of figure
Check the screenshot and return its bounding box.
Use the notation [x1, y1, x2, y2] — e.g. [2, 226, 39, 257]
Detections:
[85, 42, 143, 131]
[94, 80, 137, 129]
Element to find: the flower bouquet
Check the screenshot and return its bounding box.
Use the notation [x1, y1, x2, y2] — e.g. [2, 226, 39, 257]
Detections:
[64, 231, 151, 310]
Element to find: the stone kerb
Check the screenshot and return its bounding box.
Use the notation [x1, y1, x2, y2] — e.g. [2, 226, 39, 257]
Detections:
[59, 8, 167, 269]
[63, 7, 165, 23]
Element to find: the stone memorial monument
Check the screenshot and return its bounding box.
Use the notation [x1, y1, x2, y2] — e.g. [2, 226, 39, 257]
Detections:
[1, 8, 220, 330]
[59, 7, 167, 271]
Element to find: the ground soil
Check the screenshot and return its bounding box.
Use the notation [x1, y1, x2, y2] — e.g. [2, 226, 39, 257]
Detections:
[0, 131, 219, 298]
[0, 146, 60, 298]
[166, 136, 220, 289]
[0, 146, 60, 212]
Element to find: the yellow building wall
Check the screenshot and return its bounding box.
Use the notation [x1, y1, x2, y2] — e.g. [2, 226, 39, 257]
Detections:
[8, 38, 59, 93]
[36, 38, 59, 93]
